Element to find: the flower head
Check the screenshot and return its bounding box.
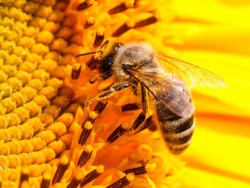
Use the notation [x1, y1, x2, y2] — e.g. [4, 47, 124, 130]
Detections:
[0, 0, 181, 187]
[1, 0, 250, 188]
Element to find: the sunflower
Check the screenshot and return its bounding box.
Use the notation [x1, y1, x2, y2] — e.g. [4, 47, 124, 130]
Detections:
[0, 0, 249, 188]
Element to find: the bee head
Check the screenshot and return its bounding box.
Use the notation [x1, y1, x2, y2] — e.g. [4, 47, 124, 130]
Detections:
[98, 40, 124, 79]
[74, 40, 124, 80]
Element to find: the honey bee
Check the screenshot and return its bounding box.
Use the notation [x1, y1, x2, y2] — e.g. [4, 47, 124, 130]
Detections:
[75, 41, 225, 154]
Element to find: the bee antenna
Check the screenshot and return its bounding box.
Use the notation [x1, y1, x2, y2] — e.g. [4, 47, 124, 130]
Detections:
[74, 50, 102, 58]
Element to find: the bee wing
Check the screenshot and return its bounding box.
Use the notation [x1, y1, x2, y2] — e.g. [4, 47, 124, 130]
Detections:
[157, 54, 227, 88]
[131, 69, 194, 117]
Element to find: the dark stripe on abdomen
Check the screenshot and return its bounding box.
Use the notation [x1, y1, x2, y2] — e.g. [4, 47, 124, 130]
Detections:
[161, 115, 195, 154]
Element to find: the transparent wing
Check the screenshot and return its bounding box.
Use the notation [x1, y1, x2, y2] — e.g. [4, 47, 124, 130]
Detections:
[157, 54, 227, 88]
[130, 54, 225, 117]
[130, 69, 194, 117]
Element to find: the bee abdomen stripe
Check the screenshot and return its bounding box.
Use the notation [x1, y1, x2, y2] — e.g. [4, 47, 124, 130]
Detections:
[162, 115, 194, 134]
[168, 141, 191, 154]
[174, 115, 194, 134]
[164, 123, 194, 145]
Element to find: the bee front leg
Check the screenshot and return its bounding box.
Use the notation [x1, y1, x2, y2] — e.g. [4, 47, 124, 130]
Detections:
[84, 82, 131, 107]
[80, 82, 131, 145]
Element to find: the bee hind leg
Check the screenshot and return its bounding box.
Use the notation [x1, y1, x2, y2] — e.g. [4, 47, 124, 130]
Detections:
[129, 85, 153, 133]
[107, 85, 156, 143]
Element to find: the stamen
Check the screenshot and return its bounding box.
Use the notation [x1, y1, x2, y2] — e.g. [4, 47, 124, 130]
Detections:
[106, 173, 135, 188]
[134, 0, 141, 6]
[87, 53, 101, 70]
[123, 165, 146, 175]
[77, 145, 93, 167]
[20, 181, 29, 188]
[80, 165, 104, 186]
[93, 27, 104, 48]
[89, 74, 99, 84]
[121, 103, 140, 111]
[134, 15, 158, 28]
[71, 63, 81, 79]
[82, 111, 98, 126]
[138, 115, 157, 132]
[123, 163, 155, 175]
[74, 50, 102, 58]
[41, 172, 51, 188]
[145, 163, 156, 173]
[78, 102, 104, 145]
[20, 167, 30, 185]
[148, 124, 157, 131]
[52, 155, 69, 185]
[107, 123, 129, 143]
[112, 20, 134, 37]
[94, 100, 108, 113]
[131, 112, 146, 131]
[146, 116, 157, 132]
[79, 121, 93, 145]
[108, 1, 135, 14]
[89, 111, 98, 121]
[67, 173, 84, 188]
[76, 0, 95, 11]
[84, 16, 95, 28]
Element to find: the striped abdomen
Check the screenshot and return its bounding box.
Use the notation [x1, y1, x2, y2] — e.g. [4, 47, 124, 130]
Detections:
[155, 101, 195, 154]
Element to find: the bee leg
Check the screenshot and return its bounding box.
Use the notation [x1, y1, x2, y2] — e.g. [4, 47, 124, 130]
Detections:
[130, 85, 158, 133]
[137, 115, 157, 132]
[138, 86, 157, 131]
[107, 85, 156, 143]
[120, 82, 140, 111]
[85, 82, 131, 107]
[141, 85, 149, 114]
[119, 84, 148, 134]
[120, 84, 148, 111]
[107, 112, 147, 143]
